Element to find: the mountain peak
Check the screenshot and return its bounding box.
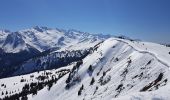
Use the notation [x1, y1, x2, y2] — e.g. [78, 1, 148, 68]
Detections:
[32, 26, 51, 32]
[0, 29, 11, 34]
[0, 26, 111, 53]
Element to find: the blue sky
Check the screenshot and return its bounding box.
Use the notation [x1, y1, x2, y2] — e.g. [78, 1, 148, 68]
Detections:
[0, 0, 170, 43]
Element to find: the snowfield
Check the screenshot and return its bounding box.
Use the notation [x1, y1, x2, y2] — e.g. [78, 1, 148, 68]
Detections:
[1, 37, 170, 100]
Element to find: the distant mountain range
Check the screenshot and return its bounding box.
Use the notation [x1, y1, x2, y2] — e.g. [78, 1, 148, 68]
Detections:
[0, 26, 111, 53]
[0, 26, 111, 78]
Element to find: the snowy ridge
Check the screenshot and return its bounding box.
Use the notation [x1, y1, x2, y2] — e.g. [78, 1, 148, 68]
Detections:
[116, 38, 170, 68]
[0, 38, 170, 100]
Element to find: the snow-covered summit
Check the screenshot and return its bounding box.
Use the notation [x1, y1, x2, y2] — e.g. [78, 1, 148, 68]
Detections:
[0, 26, 111, 53]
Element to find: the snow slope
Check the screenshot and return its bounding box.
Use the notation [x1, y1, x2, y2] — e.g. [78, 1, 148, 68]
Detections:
[0, 66, 72, 99]
[1, 38, 170, 100]
[116, 38, 170, 67]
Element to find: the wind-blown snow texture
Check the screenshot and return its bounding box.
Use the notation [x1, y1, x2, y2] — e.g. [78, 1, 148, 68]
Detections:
[1, 37, 170, 100]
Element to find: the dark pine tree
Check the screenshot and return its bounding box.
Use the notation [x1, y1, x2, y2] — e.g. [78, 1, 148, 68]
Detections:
[90, 77, 95, 85]
[1, 91, 4, 95]
[88, 65, 93, 72]
[78, 84, 84, 96]
[6, 91, 8, 95]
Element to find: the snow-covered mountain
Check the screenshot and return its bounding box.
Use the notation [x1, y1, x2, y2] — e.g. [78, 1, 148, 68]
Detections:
[1, 37, 170, 100]
[12, 49, 91, 76]
[0, 27, 111, 78]
[0, 26, 110, 53]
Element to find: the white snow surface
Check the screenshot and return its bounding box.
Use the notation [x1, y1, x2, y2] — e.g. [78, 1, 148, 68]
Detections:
[1, 38, 170, 100]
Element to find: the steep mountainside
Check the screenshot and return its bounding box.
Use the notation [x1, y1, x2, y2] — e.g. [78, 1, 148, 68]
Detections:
[1, 38, 170, 100]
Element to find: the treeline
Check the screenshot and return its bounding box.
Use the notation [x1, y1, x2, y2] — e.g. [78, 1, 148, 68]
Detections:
[1, 70, 69, 100]
[65, 60, 83, 89]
